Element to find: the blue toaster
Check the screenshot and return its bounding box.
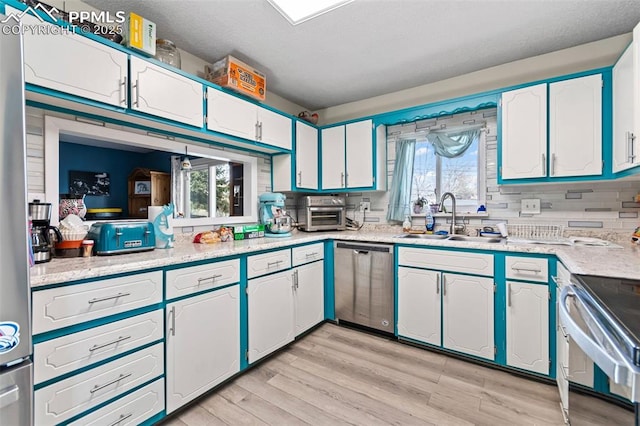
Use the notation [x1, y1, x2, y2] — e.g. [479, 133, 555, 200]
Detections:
[87, 221, 155, 255]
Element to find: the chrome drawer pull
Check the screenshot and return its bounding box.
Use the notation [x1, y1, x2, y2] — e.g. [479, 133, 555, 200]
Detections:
[88, 292, 131, 304]
[305, 252, 318, 257]
[120, 76, 127, 105]
[169, 306, 176, 336]
[507, 283, 512, 307]
[108, 413, 133, 426]
[511, 267, 542, 273]
[197, 274, 223, 284]
[436, 273, 440, 294]
[89, 373, 132, 394]
[89, 335, 131, 352]
[267, 260, 283, 267]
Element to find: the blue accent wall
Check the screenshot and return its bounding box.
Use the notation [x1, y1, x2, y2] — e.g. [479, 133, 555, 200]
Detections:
[58, 142, 172, 215]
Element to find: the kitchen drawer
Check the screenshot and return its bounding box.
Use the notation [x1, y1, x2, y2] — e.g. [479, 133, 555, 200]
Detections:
[166, 258, 240, 300]
[35, 343, 163, 426]
[505, 256, 548, 283]
[68, 378, 164, 426]
[247, 248, 291, 279]
[292, 243, 324, 267]
[32, 271, 162, 334]
[397, 247, 493, 276]
[34, 310, 163, 385]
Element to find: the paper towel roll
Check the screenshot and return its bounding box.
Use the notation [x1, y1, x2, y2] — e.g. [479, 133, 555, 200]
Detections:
[148, 205, 175, 249]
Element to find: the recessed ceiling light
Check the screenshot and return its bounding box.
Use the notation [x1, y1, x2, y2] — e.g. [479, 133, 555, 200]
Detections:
[267, 0, 354, 25]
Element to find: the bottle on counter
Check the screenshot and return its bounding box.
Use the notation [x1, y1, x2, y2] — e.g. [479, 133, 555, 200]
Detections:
[402, 216, 412, 233]
[425, 209, 434, 232]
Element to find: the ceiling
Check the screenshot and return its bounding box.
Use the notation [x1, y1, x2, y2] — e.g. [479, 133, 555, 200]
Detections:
[84, 0, 640, 111]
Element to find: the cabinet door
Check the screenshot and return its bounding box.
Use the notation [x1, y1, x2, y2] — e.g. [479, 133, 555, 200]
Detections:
[634, 21, 640, 147]
[295, 121, 319, 190]
[294, 261, 324, 336]
[166, 286, 240, 414]
[506, 282, 549, 375]
[500, 83, 547, 179]
[613, 46, 636, 172]
[247, 270, 295, 364]
[207, 88, 257, 140]
[272, 154, 292, 192]
[321, 125, 346, 189]
[130, 56, 203, 127]
[397, 267, 441, 346]
[442, 273, 494, 360]
[549, 74, 602, 177]
[346, 119, 374, 188]
[258, 106, 292, 150]
[20, 9, 127, 108]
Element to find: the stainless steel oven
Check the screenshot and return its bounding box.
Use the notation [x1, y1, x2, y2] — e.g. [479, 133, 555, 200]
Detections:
[558, 274, 639, 425]
[297, 196, 346, 232]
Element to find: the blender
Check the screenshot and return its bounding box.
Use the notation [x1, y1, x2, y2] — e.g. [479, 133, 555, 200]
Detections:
[258, 193, 292, 237]
[28, 200, 62, 263]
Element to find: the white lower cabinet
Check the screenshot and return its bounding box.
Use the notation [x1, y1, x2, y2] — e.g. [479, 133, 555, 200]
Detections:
[442, 273, 495, 360]
[35, 343, 164, 425]
[506, 282, 549, 374]
[247, 270, 295, 364]
[294, 261, 324, 336]
[166, 285, 240, 414]
[68, 378, 164, 426]
[397, 267, 441, 346]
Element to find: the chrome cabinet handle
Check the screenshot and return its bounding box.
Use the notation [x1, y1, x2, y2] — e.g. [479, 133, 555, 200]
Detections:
[511, 267, 542, 273]
[628, 132, 636, 163]
[436, 273, 440, 294]
[442, 275, 446, 296]
[120, 76, 127, 105]
[197, 274, 223, 284]
[297, 171, 302, 186]
[88, 292, 130, 304]
[89, 335, 131, 352]
[507, 283, 512, 307]
[542, 153, 546, 175]
[292, 270, 299, 290]
[267, 260, 283, 267]
[108, 413, 133, 426]
[305, 252, 318, 257]
[340, 172, 344, 187]
[258, 122, 263, 140]
[169, 306, 176, 336]
[255, 122, 260, 140]
[89, 373, 132, 394]
[132, 79, 139, 107]
[551, 153, 556, 176]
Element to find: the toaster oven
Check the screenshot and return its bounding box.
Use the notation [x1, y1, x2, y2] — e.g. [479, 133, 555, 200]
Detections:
[298, 196, 346, 232]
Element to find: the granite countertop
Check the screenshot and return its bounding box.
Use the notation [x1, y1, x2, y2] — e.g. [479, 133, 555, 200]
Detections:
[30, 230, 640, 287]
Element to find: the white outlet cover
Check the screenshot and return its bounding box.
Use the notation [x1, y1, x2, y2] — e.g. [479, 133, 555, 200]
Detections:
[521, 198, 541, 214]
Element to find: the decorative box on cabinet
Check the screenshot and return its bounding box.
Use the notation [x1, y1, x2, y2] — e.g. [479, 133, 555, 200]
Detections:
[128, 168, 170, 218]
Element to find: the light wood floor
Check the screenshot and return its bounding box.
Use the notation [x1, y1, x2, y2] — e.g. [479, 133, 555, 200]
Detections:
[161, 323, 628, 425]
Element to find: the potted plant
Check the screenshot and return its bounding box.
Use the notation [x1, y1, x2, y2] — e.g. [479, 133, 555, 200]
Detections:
[413, 196, 427, 214]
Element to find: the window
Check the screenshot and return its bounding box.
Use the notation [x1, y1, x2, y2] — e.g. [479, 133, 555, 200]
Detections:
[410, 132, 484, 213]
[182, 159, 232, 219]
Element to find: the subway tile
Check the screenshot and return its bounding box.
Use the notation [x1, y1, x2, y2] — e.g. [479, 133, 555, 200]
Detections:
[487, 202, 509, 209]
[568, 221, 603, 228]
[619, 212, 639, 218]
[584, 208, 612, 212]
[621, 201, 640, 208]
[541, 202, 553, 209]
[565, 193, 583, 200]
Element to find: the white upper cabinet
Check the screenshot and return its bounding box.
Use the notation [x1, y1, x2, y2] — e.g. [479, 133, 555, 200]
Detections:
[346, 120, 374, 188]
[613, 46, 636, 172]
[19, 8, 127, 108]
[207, 88, 292, 150]
[296, 121, 319, 190]
[549, 74, 602, 177]
[500, 83, 547, 179]
[257, 106, 292, 150]
[130, 56, 204, 128]
[321, 125, 347, 189]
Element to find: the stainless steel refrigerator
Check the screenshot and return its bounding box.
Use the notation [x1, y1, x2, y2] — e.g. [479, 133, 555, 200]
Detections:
[0, 15, 33, 426]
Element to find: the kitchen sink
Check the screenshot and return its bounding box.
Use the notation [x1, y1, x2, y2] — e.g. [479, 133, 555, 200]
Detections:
[396, 234, 449, 239]
[447, 235, 505, 243]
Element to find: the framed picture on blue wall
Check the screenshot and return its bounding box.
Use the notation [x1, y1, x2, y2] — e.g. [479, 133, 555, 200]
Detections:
[69, 171, 110, 196]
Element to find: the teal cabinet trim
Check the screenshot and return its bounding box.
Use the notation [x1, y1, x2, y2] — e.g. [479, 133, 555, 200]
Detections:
[240, 256, 249, 371]
[393, 243, 398, 336]
[494, 254, 507, 366]
[324, 241, 335, 320]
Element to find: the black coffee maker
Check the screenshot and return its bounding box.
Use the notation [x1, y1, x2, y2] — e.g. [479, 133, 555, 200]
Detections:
[28, 200, 62, 263]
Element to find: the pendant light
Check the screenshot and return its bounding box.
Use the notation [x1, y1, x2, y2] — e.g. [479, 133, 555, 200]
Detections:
[180, 145, 192, 171]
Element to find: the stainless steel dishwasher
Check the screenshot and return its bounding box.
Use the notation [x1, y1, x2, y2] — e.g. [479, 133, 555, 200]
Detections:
[334, 241, 394, 333]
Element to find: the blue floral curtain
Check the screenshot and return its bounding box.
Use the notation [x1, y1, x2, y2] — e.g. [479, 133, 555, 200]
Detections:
[386, 139, 416, 222]
[426, 128, 480, 158]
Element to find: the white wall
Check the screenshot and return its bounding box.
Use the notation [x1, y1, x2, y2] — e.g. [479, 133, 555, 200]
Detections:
[316, 34, 631, 125]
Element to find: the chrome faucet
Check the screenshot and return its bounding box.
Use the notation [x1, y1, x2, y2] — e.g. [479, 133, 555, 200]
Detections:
[439, 192, 458, 235]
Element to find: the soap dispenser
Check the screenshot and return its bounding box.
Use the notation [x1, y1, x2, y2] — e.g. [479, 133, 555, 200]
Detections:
[402, 215, 412, 233]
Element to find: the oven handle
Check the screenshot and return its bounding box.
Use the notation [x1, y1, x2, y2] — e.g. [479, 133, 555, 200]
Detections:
[559, 286, 632, 386]
[308, 207, 345, 212]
